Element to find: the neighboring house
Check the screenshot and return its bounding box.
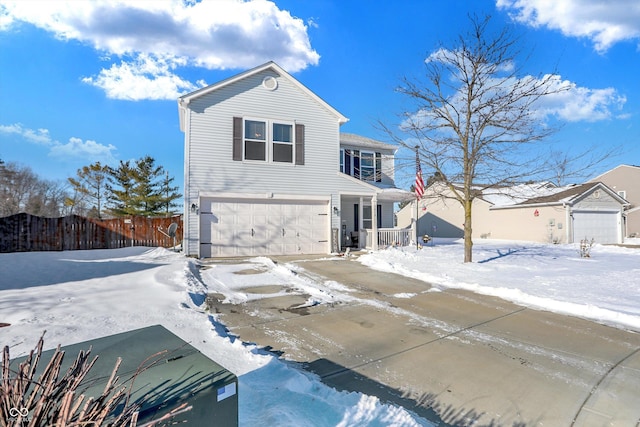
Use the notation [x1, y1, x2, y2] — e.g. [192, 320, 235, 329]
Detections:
[588, 164, 640, 237]
[177, 61, 411, 257]
[397, 181, 628, 244]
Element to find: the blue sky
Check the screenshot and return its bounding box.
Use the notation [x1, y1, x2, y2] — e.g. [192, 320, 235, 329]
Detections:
[1, 0, 639, 194]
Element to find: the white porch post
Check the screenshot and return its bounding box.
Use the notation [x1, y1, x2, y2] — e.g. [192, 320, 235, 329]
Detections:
[413, 199, 418, 247]
[371, 194, 378, 251]
[358, 196, 363, 248]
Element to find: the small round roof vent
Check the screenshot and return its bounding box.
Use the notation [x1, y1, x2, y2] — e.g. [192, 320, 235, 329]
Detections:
[262, 76, 278, 91]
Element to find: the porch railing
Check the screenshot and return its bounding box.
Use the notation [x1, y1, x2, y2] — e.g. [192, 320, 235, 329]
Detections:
[362, 227, 412, 249]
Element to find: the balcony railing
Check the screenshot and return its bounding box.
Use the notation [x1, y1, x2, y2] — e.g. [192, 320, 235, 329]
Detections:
[362, 227, 412, 249]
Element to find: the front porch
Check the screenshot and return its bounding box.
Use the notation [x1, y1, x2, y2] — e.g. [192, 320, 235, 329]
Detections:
[338, 188, 414, 251]
[360, 227, 412, 249]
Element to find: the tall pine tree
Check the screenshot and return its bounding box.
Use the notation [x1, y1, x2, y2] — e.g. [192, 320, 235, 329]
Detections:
[67, 162, 110, 219]
[107, 160, 136, 216]
[131, 156, 164, 216]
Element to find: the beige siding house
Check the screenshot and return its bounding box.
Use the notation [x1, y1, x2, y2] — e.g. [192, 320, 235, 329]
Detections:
[397, 182, 628, 244]
[588, 165, 640, 237]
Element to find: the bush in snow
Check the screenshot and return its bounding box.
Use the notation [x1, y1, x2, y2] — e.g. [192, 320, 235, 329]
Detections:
[1, 333, 190, 427]
[579, 238, 595, 258]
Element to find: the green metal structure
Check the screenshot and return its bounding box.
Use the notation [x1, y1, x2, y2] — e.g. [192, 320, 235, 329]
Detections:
[11, 325, 238, 426]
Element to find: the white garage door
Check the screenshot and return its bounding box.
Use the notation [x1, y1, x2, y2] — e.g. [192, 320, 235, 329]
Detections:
[199, 198, 329, 257]
[573, 211, 620, 244]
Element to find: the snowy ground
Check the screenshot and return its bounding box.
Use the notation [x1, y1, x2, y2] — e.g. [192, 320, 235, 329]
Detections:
[1, 239, 639, 425]
[360, 238, 640, 332]
[0, 247, 430, 426]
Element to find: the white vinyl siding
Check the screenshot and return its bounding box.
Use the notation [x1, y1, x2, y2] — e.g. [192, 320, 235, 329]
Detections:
[184, 70, 377, 255]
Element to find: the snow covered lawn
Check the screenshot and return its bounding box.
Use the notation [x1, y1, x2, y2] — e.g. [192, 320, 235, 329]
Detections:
[359, 239, 640, 332]
[0, 247, 430, 426]
[1, 239, 638, 425]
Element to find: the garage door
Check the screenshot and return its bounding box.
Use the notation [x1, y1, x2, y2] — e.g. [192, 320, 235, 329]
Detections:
[572, 211, 620, 244]
[199, 198, 329, 257]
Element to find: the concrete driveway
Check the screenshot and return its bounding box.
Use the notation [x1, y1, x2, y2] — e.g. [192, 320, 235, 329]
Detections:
[206, 255, 640, 426]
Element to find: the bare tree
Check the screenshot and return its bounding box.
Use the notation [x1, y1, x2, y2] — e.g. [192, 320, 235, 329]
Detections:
[0, 161, 67, 217]
[63, 185, 90, 216]
[159, 170, 182, 217]
[381, 15, 574, 262]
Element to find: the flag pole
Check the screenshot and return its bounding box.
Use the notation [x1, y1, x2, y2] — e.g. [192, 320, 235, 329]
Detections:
[416, 187, 419, 250]
[415, 146, 420, 250]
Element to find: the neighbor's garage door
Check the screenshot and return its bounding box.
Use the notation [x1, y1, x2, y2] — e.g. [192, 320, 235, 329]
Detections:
[199, 198, 329, 257]
[572, 211, 620, 244]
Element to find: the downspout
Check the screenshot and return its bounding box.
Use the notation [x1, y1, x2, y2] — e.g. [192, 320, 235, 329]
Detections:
[180, 101, 192, 255]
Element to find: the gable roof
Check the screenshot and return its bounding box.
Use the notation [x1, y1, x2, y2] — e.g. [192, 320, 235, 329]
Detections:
[493, 182, 629, 209]
[177, 61, 348, 131]
[516, 183, 595, 205]
[479, 182, 559, 206]
[340, 133, 397, 151]
[588, 164, 640, 182]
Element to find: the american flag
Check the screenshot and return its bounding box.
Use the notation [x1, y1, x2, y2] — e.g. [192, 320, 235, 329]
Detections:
[415, 162, 424, 200]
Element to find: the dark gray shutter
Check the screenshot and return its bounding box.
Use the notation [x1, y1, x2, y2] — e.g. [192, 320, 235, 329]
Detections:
[295, 124, 304, 165]
[232, 117, 242, 161]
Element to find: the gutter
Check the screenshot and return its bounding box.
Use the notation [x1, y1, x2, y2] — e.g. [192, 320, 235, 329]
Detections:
[489, 201, 567, 210]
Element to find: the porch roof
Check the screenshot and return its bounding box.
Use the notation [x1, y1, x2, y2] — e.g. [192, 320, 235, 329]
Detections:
[337, 172, 413, 202]
[376, 187, 415, 202]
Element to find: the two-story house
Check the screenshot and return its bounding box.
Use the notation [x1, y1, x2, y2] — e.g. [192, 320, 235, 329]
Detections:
[177, 62, 411, 257]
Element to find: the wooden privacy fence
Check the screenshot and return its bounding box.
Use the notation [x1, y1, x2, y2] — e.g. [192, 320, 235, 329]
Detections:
[0, 213, 183, 253]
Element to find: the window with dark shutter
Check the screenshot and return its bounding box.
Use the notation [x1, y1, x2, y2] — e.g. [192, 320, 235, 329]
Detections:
[295, 124, 304, 165]
[375, 152, 382, 182]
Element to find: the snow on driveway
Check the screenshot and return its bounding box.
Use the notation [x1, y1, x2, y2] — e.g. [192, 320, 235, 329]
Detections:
[0, 247, 430, 427]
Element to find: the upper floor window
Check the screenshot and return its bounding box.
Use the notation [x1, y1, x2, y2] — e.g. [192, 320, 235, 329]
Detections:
[340, 149, 382, 182]
[245, 120, 266, 161]
[233, 117, 304, 165]
[272, 123, 293, 163]
[243, 119, 294, 163]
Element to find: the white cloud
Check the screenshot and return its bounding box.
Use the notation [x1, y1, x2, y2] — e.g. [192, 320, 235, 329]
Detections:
[422, 49, 626, 123]
[0, 0, 319, 100]
[49, 137, 117, 163]
[536, 76, 627, 122]
[82, 54, 201, 100]
[0, 123, 117, 163]
[496, 0, 640, 52]
[0, 123, 52, 144]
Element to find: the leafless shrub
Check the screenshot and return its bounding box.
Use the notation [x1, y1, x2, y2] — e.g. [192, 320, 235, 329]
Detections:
[1, 333, 191, 427]
[579, 238, 595, 258]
